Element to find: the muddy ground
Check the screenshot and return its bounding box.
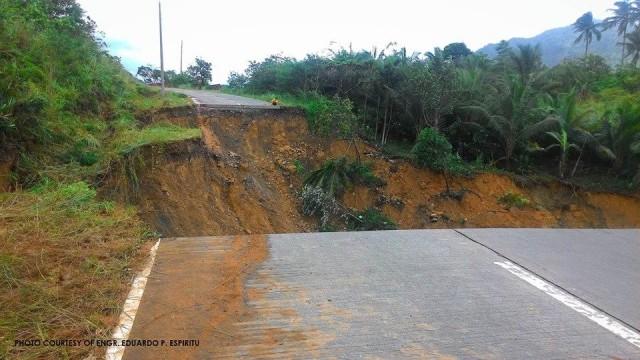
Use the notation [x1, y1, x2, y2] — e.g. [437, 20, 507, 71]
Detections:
[107, 108, 640, 237]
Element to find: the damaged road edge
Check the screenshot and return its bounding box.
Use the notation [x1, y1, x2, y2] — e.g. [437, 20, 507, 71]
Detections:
[105, 239, 161, 360]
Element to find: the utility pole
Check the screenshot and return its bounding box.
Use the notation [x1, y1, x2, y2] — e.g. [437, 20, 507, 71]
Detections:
[180, 40, 183, 74]
[158, 1, 165, 94]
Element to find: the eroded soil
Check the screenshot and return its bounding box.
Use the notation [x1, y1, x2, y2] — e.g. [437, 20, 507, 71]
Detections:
[110, 108, 640, 237]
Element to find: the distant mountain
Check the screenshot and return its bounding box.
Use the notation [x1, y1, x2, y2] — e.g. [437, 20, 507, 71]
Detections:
[477, 24, 622, 67]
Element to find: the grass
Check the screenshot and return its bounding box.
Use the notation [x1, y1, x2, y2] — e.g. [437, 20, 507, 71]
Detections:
[346, 208, 397, 231]
[126, 86, 192, 112]
[0, 181, 151, 359]
[1, 87, 201, 359]
[111, 123, 201, 155]
[222, 87, 316, 109]
[498, 192, 531, 209]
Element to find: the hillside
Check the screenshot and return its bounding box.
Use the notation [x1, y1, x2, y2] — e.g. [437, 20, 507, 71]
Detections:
[477, 24, 621, 66]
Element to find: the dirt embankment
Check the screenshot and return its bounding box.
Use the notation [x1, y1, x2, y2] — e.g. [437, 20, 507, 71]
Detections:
[108, 108, 640, 236]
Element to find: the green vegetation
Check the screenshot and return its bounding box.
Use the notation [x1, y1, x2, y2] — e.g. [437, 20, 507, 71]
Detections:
[112, 123, 201, 155]
[498, 192, 532, 209]
[301, 158, 385, 231]
[303, 158, 383, 196]
[346, 208, 397, 231]
[412, 127, 470, 176]
[0, 1, 198, 357]
[226, 4, 640, 188]
[136, 57, 213, 89]
[0, 181, 151, 359]
[223, 88, 360, 138]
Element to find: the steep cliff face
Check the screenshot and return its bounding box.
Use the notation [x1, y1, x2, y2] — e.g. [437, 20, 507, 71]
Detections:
[113, 108, 640, 237]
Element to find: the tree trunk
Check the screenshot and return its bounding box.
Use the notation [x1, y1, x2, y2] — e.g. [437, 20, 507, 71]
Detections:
[571, 141, 586, 178]
[363, 96, 368, 128]
[621, 29, 627, 66]
[381, 104, 388, 146]
[585, 40, 590, 58]
[384, 103, 393, 145]
[559, 151, 566, 179]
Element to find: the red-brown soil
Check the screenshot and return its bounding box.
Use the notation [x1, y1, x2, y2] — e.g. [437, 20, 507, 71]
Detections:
[112, 108, 640, 236]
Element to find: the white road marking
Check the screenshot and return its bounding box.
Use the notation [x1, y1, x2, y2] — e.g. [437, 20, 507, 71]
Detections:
[106, 240, 161, 360]
[495, 260, 640, 349]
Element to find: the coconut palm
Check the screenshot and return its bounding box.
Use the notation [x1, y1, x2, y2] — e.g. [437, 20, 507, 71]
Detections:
[467, 76, 558, 168]
[573, 12, 603, 57]
[545, 130, 581, 178]
[621, 28, 640, 66]
[604, 1, 635, 66]
[509, 44, 543, 85]
[542, 90, 597, 177]
[596, 101, 640, 172]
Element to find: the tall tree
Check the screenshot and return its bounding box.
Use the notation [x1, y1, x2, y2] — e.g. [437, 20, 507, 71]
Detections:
[442, 42, 472, 62]
[621, 28, 640, 66]
[543, 90, 594, 178]
[573, 12, 603, 57]
[467, 76, 557, 168]
[509, 45, 543, 85]
[597, 101, 640, 171]
[603, 1, 635, 66]
[187, 57, 212, 89]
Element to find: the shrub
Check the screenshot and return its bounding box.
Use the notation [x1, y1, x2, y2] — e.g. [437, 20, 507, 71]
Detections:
[307, 96, 358, 138]
[293, 159, 305, 175]
[346, 208, 397, 231]
[412, 127, 471, 176]
[304, 158, 352, 196]
[347, 161, 385, 187]
[304, 158, 384, 196]
[498, 192, 531, 209]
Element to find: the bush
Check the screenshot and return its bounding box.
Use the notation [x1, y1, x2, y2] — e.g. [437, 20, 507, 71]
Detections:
[347, 208, 397, 231]
[412, 127, 471, 176]
[304, 158, 352, 196]
[307, 96, 358, 138]
[304, 158, 384, 196]
[347, 161, 385, 187]
[498, 192, 531, 209]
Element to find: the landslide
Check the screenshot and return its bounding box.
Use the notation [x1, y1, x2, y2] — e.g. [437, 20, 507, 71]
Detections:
[111, 108, 640, 236]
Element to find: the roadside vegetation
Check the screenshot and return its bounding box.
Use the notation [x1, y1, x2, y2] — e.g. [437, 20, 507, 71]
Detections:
[0, 1, 199, 358]
[225, 3, 640, 192]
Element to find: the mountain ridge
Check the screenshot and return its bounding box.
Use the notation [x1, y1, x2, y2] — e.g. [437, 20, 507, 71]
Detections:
[477, 23, 623, 66]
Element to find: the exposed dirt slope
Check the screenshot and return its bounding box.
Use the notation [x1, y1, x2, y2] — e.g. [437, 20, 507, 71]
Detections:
[115, 108, 640, 236]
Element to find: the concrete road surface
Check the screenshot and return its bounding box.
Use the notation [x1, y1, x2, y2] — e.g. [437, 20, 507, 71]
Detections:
[168, 88, 278, 109]
[458, 228, 640, 331]
[118, 229, 640, 359]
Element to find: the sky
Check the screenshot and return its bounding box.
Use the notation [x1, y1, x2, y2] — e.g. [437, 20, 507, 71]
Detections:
[78, 0, 613, 84]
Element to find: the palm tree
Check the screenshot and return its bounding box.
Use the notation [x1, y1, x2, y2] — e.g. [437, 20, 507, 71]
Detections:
[573, 12, 603, 57]
[596, 101, 640, 172]
[542, 90, 595, 177]
[509, 45, 543, 85]
[621, 28, 640, 66]
[303, 158, 352, 196]
[545, 130, 581, 178]
[467, 76, 558, 168]
[604, 1, 635, 66]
